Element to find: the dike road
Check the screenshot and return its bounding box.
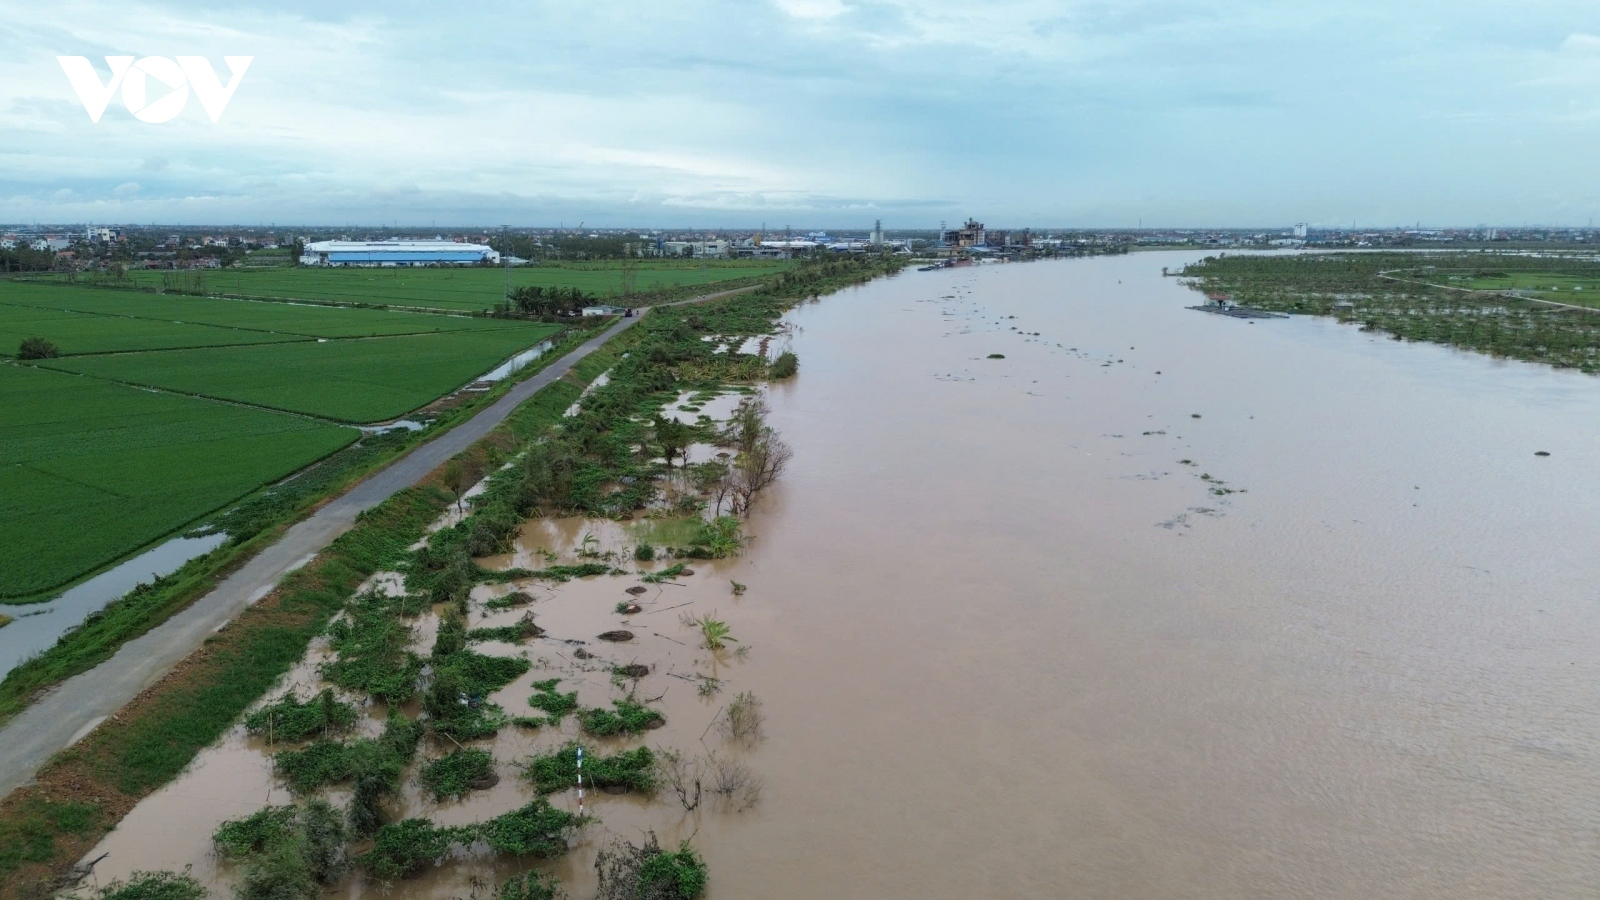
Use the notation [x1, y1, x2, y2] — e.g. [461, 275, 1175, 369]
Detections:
[0, 285, 756, 796]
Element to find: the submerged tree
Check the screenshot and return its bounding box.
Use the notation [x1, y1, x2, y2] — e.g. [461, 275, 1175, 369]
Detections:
[595, 834, 708, 900]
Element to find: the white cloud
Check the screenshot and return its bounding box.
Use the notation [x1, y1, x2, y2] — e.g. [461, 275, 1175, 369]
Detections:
[772, 0, 848, 19]
[1561, 33, 1600, 55]
[1, 1, 1599, 225]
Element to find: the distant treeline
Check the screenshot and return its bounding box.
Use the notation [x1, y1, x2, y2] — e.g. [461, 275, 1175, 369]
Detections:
[492, 234, 639, 260]
[0, 248, 60, 273]
[500, 285, 598, 317]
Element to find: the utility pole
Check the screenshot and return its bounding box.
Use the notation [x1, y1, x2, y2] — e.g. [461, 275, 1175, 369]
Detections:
[502, 225, 511, 304]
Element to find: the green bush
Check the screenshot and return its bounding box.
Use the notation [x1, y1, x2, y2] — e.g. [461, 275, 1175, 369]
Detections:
[523, 742, 656, 794]
[419, 748, 498, 800]
[244, 689, 358, 743]
[478, 798, 581, 857]
[639, 842, 709, 899]
[595, 835, 708, 900]
[579, 698, 665, 736]
[360, 818, 464, 881]
[425, 648, 528, 739]
[89, 869, 207, 900]
[346, 734, 407, 836]
[213, 800, 348, 898]
[17, 337, 60, 360]
[272, 739, 353, 792]
[768, 351, 798, 378]
[433, 609, 467, 657]
[529, 678, 578, 722]
[213, 806, 296, 858]
[320, 589, 422, 703]
[498, 871, 561, 900]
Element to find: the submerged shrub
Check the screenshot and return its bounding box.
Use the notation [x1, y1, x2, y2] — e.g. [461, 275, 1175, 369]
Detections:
[523, 742, 656, 794]
[579, 698, 665, 737]
[718, 691, 764, 746]
[497, 872, 562, 900]
[363, 714, 425, 837]
[769, 351, 798, 378]
[638, 842, 709, 899]
[213, 800, 348, 898]
[595, 834, 707, 900]
[425, 649, 530, 739]
[213, 806, 296, 858]
[273, 739, 353, 793]
[321, 590, 422, 703]
[528, 678, 579, 722]
[419, 748, 499, 800]
[244, 690, 357, 743]
[236, 840, 317, 900]
[360, 818, 463, 881]
[433, 609, 467, 658]
[687, 517, 743, 559]
[478, 798, 581, 857]
[89, 869, 206, 900]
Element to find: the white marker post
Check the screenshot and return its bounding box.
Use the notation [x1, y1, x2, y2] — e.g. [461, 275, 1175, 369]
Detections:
[576, 744, 585, 817]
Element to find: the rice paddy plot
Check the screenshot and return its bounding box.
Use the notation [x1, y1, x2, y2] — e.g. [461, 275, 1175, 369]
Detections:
[0, 282, 522, 339]
[41, 324, 562, 423]
[99, 261, 792, 311]
[0, 302, 303, 356]
[1459, 271, 1600, 308]
[0, 364, 356, 598]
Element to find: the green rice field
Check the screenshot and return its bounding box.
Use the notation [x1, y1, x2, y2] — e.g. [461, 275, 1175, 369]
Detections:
[0, 364, 355, 598]
[0, 279, 564, 598]
[1455, 271, 1600, 308]
[40, 326, 560, 422]
[93, 260, 791, 311]
[0, 282, 525, 339]
[0, 303, 302, 356]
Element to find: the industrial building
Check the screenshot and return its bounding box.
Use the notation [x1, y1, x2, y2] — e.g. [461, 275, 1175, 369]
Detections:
[299, 239, 498, 267]
[942, 219, 987, 248]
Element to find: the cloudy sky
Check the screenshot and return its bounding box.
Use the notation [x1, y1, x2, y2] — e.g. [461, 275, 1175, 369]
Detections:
[4, 1, 1600, 228]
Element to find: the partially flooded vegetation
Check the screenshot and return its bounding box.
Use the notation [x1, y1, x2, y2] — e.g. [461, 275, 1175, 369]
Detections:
[1182, 251, 1600, 372]
[0, 255, 901, 898]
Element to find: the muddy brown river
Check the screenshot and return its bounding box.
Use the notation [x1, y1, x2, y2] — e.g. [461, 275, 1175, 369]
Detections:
[86, 251, 1600, 898]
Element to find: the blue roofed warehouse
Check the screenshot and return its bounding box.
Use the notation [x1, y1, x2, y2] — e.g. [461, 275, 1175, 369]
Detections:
[299, 239, 499, 267]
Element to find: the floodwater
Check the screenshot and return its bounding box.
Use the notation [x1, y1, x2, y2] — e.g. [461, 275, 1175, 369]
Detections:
[479, 340, 556, 382]
[0, 532, 227, 676]
[84, 251, 1600, 898]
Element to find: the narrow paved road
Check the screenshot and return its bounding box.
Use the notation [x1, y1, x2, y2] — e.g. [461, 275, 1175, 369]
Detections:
[0, 286, 754, 796]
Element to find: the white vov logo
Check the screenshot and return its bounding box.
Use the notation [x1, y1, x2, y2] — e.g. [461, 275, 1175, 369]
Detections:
[57, 56, 252, 123]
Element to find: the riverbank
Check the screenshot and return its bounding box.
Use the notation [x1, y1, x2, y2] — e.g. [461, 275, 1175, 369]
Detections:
[0, 257, 904, 897]
[1180, 251, 1600, 373]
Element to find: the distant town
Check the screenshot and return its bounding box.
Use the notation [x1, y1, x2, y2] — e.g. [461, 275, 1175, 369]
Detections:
[2, 219, 1598, 272]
